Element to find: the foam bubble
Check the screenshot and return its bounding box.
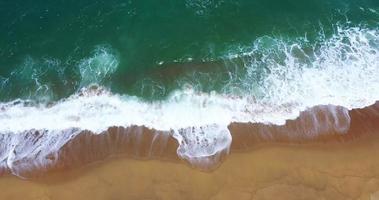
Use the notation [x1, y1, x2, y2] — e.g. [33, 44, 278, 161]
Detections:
[234, 26, 379, 111]
[0, 76, 8, 91]
[0, 56, 72, 102]
[78, 45, 119, 86]
[185, 0, 224, 15]
[173, 124, 231, 169]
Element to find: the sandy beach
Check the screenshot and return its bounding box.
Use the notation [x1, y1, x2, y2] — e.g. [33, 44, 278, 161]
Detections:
[1, 130, 379, 200]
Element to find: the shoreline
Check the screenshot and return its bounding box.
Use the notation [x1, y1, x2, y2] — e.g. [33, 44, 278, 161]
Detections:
[1, 129, 379, 199]
[1, 102, 379, 199]
[1, 101, 379, 178]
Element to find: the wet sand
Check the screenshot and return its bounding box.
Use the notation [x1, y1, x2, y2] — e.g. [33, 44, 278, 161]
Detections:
[2, 132, 379, 200]
[1, 103, 379, 199]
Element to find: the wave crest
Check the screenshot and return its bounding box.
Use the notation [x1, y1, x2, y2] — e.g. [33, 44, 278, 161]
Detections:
[1, 26, 379, 177]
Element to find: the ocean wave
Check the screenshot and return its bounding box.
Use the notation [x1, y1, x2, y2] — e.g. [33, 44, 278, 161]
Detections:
[0, 45, 119, 102]
[1, 102, 378, 178]
[78, 45, 119, 87]
[225, 26, 379, 109]
[1, 26, 379, 177]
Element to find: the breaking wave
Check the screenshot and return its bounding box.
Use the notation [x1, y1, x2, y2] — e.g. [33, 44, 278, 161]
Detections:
[0, 26, 379, 178]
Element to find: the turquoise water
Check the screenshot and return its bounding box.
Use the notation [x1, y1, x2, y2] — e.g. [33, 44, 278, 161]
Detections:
[1, 0, 378, 101]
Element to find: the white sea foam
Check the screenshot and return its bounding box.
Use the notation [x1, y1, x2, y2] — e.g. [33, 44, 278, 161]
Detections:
[235, 26, 379, 110]
[0, 26, 379, 165]
[79, 45, 119, 87]
[173, 124, 232, 168]
[0, 88, 253, 133]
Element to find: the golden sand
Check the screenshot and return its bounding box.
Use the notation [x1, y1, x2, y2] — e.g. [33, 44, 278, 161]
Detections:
[1, 133, 379, 200]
